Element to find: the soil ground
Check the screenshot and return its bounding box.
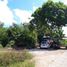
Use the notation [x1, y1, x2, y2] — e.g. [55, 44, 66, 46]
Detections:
[29, 48, 67, 67]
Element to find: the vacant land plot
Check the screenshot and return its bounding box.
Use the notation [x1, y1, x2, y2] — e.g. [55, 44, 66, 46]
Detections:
[29, 49, 67, 67]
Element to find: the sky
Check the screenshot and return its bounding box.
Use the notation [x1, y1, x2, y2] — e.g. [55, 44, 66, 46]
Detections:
[0, 0, 67, 36]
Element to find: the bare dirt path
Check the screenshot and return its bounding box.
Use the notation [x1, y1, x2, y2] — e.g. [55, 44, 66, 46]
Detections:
[29, 49, 67, 67]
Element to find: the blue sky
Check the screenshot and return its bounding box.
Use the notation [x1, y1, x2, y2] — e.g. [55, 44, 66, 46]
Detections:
[8, 0, 47, 10]
[0, 0, 67, 36]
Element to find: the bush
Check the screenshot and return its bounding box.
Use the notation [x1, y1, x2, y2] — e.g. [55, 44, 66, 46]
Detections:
[6, 40, 15, 47]
[13, 33, 36, 49]
[0, 50, 32, 67]
[0, 27, 9, 47]
[60, 39, 67, 46]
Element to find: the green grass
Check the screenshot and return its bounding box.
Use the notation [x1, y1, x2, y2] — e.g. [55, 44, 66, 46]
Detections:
[60, 39, 67, 46]
[8, 60, 35, 67]
[0, 49, 34, 67]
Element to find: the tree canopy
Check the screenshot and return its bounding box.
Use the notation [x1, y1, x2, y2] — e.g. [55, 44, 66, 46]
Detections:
[30, 1, 67, 38]
[31, 1, 67, 27]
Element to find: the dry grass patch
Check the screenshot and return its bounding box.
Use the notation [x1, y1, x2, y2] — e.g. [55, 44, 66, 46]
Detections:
[0, 50, 33, 67]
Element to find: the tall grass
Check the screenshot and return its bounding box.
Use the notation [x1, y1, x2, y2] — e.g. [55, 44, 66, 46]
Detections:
[0, 50, 34, 67]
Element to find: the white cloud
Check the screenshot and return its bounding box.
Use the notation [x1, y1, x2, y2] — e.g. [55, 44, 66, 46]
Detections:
[33, 6, 38, 12]
[0, 0, 16, 26]
[53, 0, 67, 5]
[61, 0, 67, 5]
[14, 9, 32, 23]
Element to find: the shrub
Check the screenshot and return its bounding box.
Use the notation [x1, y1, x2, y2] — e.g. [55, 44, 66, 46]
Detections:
[60, 39, 67, 46]
[6, 40, 15, 47]
[0, 27, 9, 47]
[13, 33, 36, 49]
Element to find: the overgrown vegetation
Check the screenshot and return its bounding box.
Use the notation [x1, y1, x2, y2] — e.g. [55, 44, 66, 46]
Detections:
[0, 23, 36, 48]
[0, 0, 67, 48]
[0, 50, 33, 67]
[60, 39, 67, 46]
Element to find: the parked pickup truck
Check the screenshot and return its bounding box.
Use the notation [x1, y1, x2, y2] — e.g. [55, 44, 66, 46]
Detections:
[40, 36, 60, 49]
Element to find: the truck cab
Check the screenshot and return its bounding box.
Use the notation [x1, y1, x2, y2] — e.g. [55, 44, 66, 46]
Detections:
[40, 36, 51, 49]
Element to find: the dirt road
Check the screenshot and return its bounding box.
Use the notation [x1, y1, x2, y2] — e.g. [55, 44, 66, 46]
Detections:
[29, 49, 67, 67]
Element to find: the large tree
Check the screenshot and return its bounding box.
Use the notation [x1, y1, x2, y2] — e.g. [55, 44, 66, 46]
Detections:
[30, 1, 67, 40]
